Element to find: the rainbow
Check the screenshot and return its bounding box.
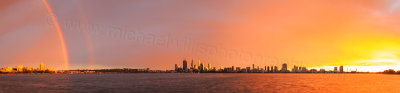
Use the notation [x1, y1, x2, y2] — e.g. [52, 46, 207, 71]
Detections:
[75, 0, 96, 69]
[42, 0, 70, 70]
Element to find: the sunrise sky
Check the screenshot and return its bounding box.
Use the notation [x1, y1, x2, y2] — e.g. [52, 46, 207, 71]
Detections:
[1, 0, 400, 71]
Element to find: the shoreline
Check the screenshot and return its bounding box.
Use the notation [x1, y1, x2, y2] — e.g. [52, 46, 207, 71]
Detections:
[0, 72, 392, 75]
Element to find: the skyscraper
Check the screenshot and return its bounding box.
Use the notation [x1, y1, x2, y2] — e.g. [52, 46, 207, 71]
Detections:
[252, 64, 255, 72]
[183, 59, 188, 71]
[175, 64, 178, 71]
[200, 63, 204, 72]
[191, 59, 194, 69]
[270, 66, 274, 72]
[208, 64, 211, 71]
[198, 60, 201, 70]
[281, 63, 287, 72]
[267, 66, 270, 72]
[264, 66, 266, 71]
[340, 66, 344, 73]
[274, 66, 278, 72]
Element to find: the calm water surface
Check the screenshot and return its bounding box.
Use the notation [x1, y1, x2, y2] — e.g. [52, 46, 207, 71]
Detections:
[0, 73, 399, 93]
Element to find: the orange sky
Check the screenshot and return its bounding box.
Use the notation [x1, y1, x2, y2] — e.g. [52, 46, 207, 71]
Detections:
[1, 0, 400, 71]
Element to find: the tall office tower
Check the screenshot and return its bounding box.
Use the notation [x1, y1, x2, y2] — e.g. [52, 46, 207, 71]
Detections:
[281, 63, 288, 72]
[198, 60, 201, 70]
[232, 66, 235, 71]
[252, 64, 255, 72]
[274, 66, 278, 72]
[264, 66, 267, 71]
[339, 66, 344, 73]
[267, 66, 270, 72]
[270, 66, 274, 72]
[191, 59, 194, 69]
[200, 63, 204, 72]
[183, 59, 188, 71]
[334, 67, 338, 72]
[175, 64, 178, 71]
[208, 64, 211, 71]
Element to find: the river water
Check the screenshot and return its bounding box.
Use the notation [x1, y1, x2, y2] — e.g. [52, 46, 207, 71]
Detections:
[0, 73, 398, 93]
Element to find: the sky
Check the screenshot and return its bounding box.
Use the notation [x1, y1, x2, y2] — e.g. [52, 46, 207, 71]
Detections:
[1, 0, 400, 71]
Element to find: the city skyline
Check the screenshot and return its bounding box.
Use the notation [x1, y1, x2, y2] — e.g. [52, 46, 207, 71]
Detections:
[174, 58, 352, 73]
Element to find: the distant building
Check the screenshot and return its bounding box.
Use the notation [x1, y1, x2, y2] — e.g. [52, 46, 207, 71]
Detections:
[310, 69, 317, 73]
[334, 67, 338, 73]
[241, 68, 247, 73]
[198, 60, 201, 70]
[299, 66, 302, 72]
[281, 63, 288, 72]
[200, 63, 204, 72]
[175, 64, 178, 71]
[293, 65, 298, 72]
[339, 66, 344, 73]
[17, 66, 23, 72]
[3, 67, 14, 72]
[252, 64, 255, 72]
[246, 67, 251, 73]
[320, 69, 325, 73]
[267, 66, 270, 72]
[183, 59, 188, 71]
[208, 64, 212, 71]
[274, 66, 278, 72]
[270, 66, 274, 72]
[301, 67, 307, 72]
[191, 59, 194, 69]
[194, 65, 198, 70]
[40, 63, 47, 71]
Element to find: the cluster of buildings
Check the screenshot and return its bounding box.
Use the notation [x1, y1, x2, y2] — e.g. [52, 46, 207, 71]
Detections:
[175, 59, 347, 73]
[0, 63, 55, 73]
[383, 69, 400, 74]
